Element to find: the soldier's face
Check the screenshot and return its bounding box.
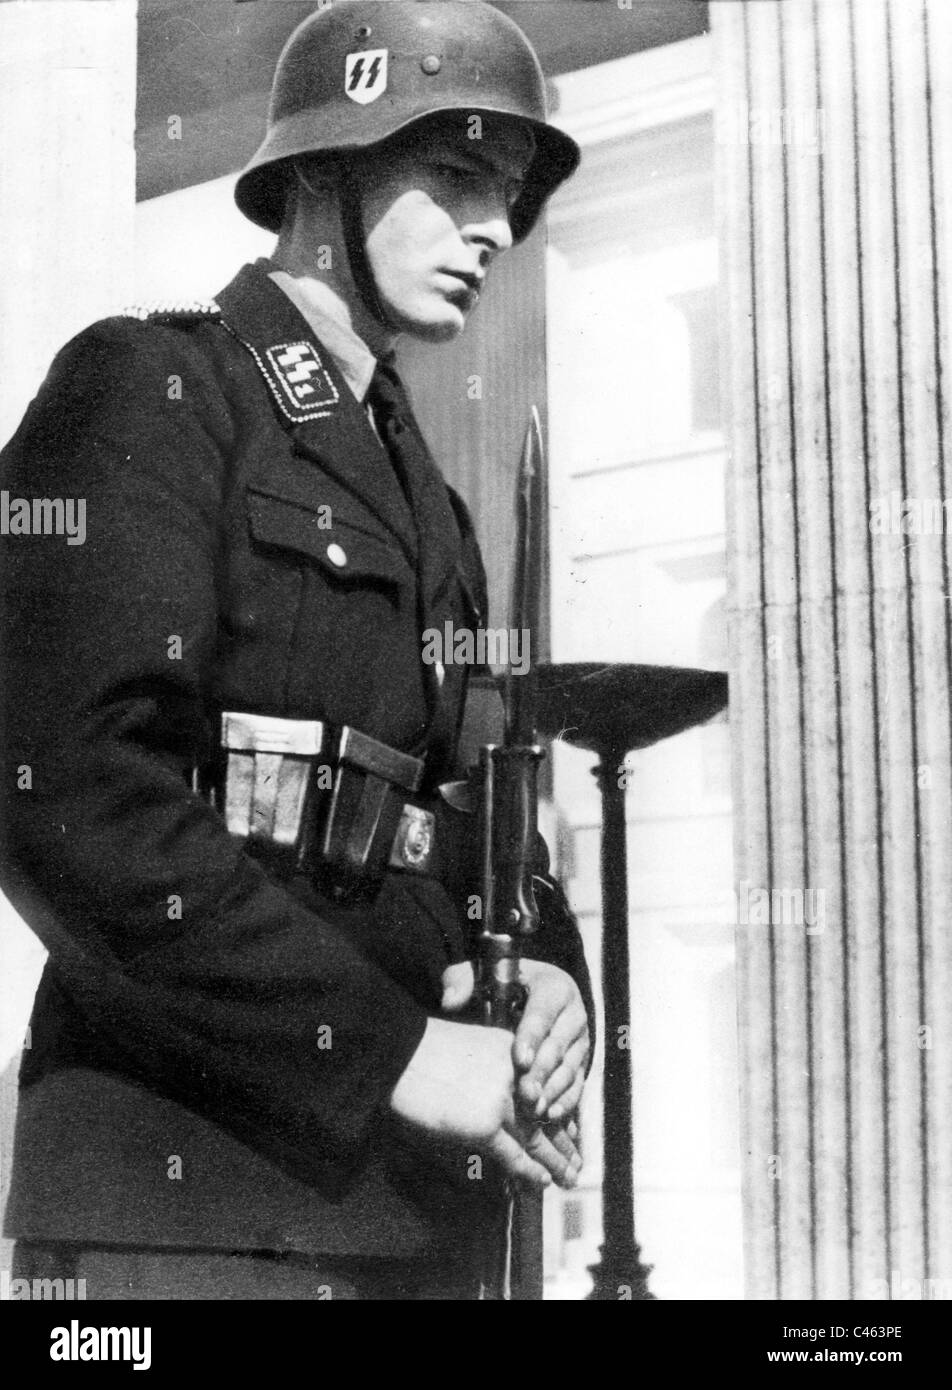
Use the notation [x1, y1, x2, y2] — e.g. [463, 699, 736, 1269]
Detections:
[360, 117, 534, 342]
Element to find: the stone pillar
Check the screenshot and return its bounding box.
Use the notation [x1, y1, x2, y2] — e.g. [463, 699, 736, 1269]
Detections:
[712, 0, 952, 1299]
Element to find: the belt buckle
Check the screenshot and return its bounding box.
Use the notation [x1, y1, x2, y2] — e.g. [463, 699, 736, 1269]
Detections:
[389, 804, 436, 872]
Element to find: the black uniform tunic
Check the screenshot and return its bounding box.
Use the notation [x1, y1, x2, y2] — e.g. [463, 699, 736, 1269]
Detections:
[0, 261, 592, 1266]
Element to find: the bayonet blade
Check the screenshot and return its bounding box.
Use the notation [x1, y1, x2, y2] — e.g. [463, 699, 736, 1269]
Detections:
[506, 408, 544, 746]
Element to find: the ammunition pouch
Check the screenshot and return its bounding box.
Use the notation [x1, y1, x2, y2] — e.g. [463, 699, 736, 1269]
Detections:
[205, 712, 444, 900]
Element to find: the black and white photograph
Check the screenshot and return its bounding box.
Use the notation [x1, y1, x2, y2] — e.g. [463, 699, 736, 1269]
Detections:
[0, 0, 948, 1349]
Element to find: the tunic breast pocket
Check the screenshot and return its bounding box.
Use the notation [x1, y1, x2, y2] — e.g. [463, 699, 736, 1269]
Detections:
[244, 483, 422, 728]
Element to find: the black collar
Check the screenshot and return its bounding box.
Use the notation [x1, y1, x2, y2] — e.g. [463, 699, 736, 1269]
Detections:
[216, 260, 417, 560]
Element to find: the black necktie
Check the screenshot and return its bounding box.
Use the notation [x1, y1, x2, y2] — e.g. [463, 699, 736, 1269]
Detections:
[365, 362, 468, 763]
[365, 362, 464, 583]
[366, 362, 424, 513]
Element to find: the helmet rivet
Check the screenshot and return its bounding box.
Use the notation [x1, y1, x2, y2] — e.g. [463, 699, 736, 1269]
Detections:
[356, 24, 372, 39]
[421, 55, 442, 76]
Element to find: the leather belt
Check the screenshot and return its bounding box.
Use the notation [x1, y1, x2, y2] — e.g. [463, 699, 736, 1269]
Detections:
[201, 712, 440, 895]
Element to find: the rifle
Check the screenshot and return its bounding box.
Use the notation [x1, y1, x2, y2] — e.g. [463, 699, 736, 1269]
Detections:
[475, 408, 546, 1301]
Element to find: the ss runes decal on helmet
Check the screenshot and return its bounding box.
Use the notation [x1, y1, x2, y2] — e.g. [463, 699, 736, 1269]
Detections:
[345, 49, 389, 105]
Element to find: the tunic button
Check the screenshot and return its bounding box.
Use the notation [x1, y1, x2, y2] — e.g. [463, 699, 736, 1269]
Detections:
[326, 543, 347, 568]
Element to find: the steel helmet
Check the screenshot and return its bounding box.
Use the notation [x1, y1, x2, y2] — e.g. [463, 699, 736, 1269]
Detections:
[235, 0, 581, 244]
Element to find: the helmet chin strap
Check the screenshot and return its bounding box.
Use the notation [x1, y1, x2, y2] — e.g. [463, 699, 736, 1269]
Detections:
[336, 166, 400, 334]
[295, 160, 399, 334]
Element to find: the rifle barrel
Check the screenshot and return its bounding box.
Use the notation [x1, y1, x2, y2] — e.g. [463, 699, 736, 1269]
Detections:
[476, 408, 548, 1301]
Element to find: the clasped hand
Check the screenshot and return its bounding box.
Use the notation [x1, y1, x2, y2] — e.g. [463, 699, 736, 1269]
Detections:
[390, 958, 590, 1190]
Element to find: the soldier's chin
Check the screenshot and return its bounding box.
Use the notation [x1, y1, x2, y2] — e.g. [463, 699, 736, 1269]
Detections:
[392, 298, 467, 344]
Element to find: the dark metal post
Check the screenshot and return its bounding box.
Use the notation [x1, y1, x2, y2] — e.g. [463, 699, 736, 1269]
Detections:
[534, 662, 728, 1303]
[587, 744, 654, 1300]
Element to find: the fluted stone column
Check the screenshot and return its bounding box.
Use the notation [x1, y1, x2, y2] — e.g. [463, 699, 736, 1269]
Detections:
[713, 0, 952, 1299]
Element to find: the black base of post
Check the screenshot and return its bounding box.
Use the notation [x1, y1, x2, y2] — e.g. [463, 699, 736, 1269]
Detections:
[587, 1246, 656, 1301]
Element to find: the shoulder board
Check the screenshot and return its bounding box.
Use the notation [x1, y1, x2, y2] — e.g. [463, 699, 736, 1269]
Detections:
[120, 299, 222, 322]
